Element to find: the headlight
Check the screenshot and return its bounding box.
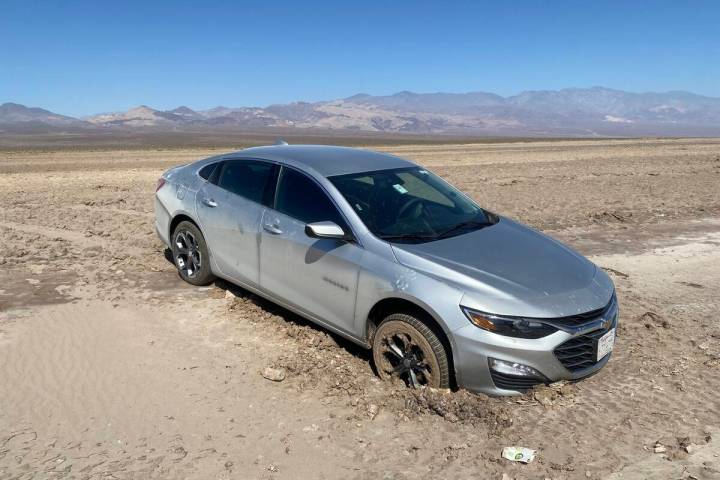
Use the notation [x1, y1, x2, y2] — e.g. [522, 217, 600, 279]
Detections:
[462, 307, 558, 339]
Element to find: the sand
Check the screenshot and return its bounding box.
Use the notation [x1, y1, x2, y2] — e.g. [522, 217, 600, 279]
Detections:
[1, 138, 719, 479]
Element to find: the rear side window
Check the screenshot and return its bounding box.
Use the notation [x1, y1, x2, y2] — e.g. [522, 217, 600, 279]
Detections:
[216, 160, 276, 205]
[275, 168, 346, 227]
[198, 162, 218, 180]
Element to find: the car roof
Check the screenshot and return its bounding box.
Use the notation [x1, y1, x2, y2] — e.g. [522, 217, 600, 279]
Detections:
[226, 144, 417, 177]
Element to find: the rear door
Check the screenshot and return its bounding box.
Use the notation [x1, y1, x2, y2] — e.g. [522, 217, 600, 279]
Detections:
[259, 167, 363, 334]
[196, 159, 278, 286]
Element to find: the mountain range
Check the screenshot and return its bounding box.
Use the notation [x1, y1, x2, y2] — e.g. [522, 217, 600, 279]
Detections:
[2, 87, 720, 136]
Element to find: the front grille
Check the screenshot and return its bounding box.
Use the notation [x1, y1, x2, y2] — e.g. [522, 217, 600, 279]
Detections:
[554, 321, 615, 372]
[547, 297, 615, 328]
[490, 370, 545, 392]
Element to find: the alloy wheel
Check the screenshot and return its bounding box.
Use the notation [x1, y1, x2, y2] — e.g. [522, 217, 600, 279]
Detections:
[175, 230, 202, 278]
[376, 324, 437, 388]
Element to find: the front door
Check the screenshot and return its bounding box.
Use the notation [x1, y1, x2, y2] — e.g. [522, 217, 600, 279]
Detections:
[196, 159, 277, 286]
[259, 167, 363, 335]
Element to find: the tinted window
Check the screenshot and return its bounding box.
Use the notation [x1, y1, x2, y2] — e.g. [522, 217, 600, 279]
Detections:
[198, 162, 217, 180]
[275, 168, 346, 227]
[217, 160, 275, 205]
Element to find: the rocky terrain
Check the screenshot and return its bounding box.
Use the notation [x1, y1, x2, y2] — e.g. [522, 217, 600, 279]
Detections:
[1, 138, 719, 479]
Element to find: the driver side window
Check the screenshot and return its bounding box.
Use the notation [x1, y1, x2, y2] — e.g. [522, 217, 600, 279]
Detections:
[275, 168, 347, 229]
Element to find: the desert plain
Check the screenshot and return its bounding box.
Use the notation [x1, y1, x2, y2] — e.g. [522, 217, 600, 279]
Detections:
[1, 137, 719, 479]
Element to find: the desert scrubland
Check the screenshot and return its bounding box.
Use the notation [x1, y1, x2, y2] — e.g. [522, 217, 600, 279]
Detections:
[1, 137, 719, 479]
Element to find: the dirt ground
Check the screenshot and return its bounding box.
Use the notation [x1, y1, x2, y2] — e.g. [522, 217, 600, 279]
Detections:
[1, 137, 719, 479]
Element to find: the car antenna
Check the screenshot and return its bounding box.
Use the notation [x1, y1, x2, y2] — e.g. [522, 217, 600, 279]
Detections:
[274, 138, 289, 146]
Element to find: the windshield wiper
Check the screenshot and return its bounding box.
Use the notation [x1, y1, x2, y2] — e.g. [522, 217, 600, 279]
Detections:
[436, 220, 493, 239]
[377, 233, 438, 243]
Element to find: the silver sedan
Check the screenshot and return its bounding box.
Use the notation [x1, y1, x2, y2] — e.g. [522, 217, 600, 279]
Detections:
[155, 144, 617, 395]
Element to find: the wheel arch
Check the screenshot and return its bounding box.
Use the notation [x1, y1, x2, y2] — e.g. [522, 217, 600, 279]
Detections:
[169, 212, 201, 240]
[169, 213, 214, 269]
[366, 296, 458, 388]
[168, 212, 217, 284]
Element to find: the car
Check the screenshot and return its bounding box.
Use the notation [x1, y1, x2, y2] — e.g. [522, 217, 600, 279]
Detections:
[154, 143, 618, 395]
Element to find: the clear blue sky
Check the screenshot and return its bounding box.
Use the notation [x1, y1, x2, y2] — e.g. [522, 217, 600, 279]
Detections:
[2, 0, 718, 116]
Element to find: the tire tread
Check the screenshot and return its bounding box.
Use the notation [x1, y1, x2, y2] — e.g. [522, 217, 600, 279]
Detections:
[374, 312, 451, 389]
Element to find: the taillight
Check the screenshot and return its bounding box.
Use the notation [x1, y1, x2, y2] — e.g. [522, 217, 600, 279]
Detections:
[156, 177, 167, 192]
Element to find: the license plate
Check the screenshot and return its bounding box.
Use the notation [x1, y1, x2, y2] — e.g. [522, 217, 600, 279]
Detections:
[596, 328, 615, 361]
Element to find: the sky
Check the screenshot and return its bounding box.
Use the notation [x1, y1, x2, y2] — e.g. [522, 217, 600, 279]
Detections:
[1, 0, 719, 117]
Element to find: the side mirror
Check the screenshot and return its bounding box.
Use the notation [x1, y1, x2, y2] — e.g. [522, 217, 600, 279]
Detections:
[305, 221, 348, 240]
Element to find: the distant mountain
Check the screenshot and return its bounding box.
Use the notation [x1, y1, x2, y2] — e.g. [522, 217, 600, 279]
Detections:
[86, 105, 187, 127]
[337, 87, 720, 134]
[168, 106, 203, 121]
[5, 87, 720, 136]
[505, 87, 720, 125]
[345, 90, 506, 114]
[0, 102, 90, 132]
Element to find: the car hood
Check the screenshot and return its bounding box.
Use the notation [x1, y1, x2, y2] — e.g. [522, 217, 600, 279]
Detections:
[390, 217, 614, 318]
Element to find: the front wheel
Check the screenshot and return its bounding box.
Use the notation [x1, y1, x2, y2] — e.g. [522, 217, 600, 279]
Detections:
[372, 313, 450, 389]
[171, 221, 215, 286]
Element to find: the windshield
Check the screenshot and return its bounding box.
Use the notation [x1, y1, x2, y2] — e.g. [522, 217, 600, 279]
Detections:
[329, 167, 494, 242]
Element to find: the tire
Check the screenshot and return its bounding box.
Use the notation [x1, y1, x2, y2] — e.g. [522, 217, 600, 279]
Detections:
[372, 313, 450, 389]
[171, 221, 215, 286]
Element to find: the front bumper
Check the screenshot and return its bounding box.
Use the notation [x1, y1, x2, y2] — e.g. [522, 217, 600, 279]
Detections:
[451, 304, 618, 395]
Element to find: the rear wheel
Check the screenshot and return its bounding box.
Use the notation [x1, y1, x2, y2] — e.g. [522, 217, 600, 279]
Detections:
[171, 221, 214, 286]
[372, 313, 450, 389]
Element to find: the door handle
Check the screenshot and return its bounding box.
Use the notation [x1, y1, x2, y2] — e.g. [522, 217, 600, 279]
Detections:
[202, 197, 217, 208]
[263, 222, 283, 234]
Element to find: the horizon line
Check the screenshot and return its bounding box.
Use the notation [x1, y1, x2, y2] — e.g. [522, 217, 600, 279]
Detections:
[3, 85, 719, 119]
